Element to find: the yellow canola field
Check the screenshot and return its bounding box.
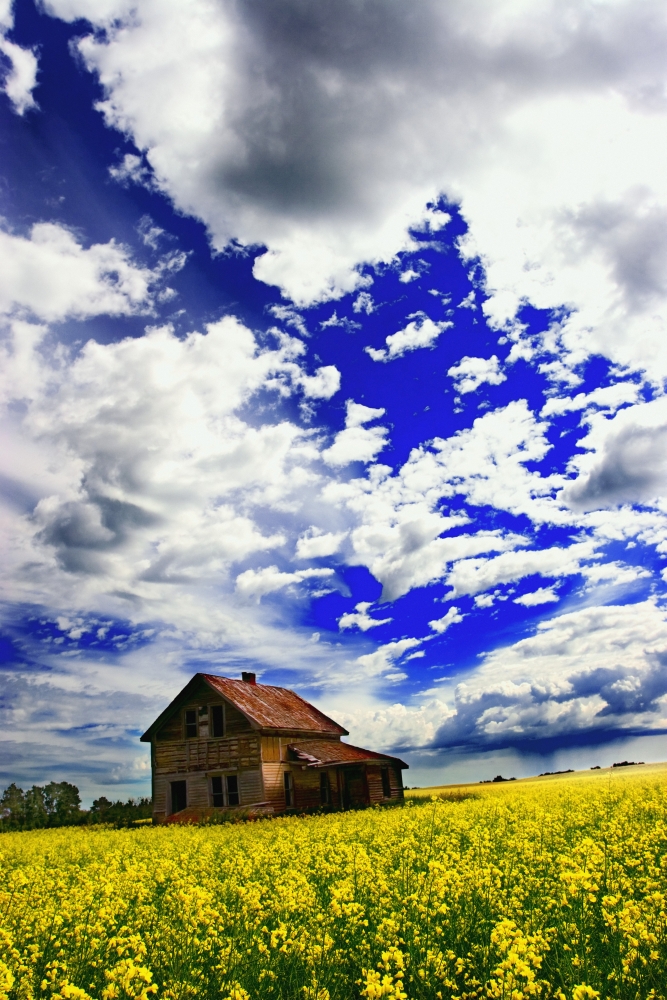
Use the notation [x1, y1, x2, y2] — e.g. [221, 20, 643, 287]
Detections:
[1, 767, 666, 1000]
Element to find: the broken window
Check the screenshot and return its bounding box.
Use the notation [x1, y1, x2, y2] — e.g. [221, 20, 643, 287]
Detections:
[320, 771, 331, 805]
[381, 767, 391, 798]
[184, 709, 197, 738]
[210, 704, 224, 738]
[284, 770, 294, 807]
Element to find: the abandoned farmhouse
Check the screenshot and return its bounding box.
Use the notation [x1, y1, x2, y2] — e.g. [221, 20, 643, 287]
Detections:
[141, 671, 408, 822]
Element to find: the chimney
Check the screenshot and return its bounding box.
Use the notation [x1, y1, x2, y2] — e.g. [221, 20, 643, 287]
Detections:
[242, 671, 256, 685]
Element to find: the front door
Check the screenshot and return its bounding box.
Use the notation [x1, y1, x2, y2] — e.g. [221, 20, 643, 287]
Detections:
[170, 780, 187, 814]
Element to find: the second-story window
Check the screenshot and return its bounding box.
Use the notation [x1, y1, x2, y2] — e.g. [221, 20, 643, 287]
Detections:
[185, 708, 197, 738]
[210, 704, 224, 738]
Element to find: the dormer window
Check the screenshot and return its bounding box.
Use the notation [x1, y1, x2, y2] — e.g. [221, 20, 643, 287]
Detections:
[185, 709, 197, 738]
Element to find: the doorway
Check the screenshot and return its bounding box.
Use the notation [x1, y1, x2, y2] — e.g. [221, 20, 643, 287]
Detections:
[170, 780, 187, 814]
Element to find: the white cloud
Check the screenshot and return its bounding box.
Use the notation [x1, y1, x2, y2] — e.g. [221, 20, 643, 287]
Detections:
[41, 0, 667, 384]
[444, 541, 595, 598]
[365, 314, 451, 362]
[0, 315, 335, 631]
[323, 398, 575, 601]
[353, 637, 423, 682]
[0, 223, 161, 321]
[541, 381, 640, 418]
[513, 587, 559, 606]
[321, 399, 388, 467]
[296, 528, 347, 560]
[352, 292, 375, 314]
[338, 601, 392, 632]
[0, 1, 38, 115]
[447, 355, 506, 394]
[235, 565, 334, 600]
[296, 364, 341, 399]
[429, 606, 464, 633]
[562, 396, 667, 510]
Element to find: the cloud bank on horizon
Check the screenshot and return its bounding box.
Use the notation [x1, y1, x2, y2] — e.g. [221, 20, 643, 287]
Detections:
[1, 0, 667, 797]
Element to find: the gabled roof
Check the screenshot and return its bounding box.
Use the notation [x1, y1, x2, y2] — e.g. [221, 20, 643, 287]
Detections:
[140, 672, 348, 741]
[288, 739, 408, 769]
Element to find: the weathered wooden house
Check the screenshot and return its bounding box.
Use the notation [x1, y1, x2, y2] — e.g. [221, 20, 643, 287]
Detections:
[141, 671, 408, 821]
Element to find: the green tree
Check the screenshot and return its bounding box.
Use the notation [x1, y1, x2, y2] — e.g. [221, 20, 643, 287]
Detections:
[0, 783, 25, 828]
[23, 786, 49, 828]
[44, 781, 82, 824]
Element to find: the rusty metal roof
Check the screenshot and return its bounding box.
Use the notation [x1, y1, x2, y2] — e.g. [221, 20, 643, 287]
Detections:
[288, 739, 408, 769]
[202, 674, 348, 735]
[140, 672, 347, 741]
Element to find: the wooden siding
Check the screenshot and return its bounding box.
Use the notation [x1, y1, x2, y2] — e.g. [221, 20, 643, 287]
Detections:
[153, 767, 262, 819]
[239, 769, 263, 804]
[154, 734, 260, 774]
[262, 761, 289, 811]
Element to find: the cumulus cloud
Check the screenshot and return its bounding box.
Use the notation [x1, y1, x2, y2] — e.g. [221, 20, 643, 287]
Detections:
[338, 602, 392, 632]
[294, 364, 341, 399]
[42, 0, 667, 378]
[321, 399, 388, 467]
[365, 314, 451, 362]
[447, 355, 506, 394]
[295, 528, 347, 559]
[432, 601, 667, 750]
[562, 396, 667, 511]
[0, 223, 163, 321]
[0, 315, 333, 627]
[0, 1, 38, 115]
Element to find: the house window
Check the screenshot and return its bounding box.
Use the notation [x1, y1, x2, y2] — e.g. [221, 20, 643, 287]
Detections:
[381, 767, 391, 798]
[211, 775, 224, 807]
[184, 708, 197, 738]
[284, 770, 294, 807]
[211, 774, 240, 807]
[210, 704, 224, 738]
[170, 780, 187, 814]
[320, 771, 331, 805]
[226, 774, 240, 807]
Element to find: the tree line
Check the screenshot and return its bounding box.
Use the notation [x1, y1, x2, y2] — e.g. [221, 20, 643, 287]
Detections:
[0, 781, 152, 830]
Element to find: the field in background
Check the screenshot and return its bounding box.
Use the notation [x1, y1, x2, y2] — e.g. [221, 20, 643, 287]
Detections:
[1, 766, 665, 1000]
[406, 760, 667, 798]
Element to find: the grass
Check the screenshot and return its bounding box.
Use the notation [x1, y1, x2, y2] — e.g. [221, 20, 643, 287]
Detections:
[1, 765, 665, 1000]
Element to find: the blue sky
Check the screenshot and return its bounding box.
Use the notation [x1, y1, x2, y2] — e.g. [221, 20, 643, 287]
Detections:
[1, 0, 667, 801]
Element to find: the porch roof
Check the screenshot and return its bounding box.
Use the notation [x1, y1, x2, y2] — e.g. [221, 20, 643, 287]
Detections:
[288, 739, 408, 769]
